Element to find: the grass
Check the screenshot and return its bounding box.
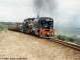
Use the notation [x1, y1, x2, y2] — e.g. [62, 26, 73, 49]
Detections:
[56, 35, 76, 42]
[0, 24, 8, 31]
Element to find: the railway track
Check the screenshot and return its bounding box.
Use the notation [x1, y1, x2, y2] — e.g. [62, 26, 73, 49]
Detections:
[49, 39, 80, 51]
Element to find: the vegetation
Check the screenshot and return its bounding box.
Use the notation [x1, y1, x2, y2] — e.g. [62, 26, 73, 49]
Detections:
[0, 23, 8, 31]
[56, 35, 76, 42]
[0, 25, 4, 31]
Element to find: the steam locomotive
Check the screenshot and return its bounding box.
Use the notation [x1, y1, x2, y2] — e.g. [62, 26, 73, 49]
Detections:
[19, 17, 54, 38]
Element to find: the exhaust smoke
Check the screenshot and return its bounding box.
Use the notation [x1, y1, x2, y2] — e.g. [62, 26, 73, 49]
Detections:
[33, 0, 56, 17]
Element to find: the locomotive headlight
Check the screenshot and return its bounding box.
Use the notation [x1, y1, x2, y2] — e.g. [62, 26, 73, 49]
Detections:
[47, 32, 50, 35]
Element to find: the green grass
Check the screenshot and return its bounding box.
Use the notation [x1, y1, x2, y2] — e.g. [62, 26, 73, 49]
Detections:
[56, 35, 75, 42]
[0, 24, 8, 31]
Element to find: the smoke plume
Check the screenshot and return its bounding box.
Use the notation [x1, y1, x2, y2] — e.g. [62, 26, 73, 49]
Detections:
[34, 0, 56, 17]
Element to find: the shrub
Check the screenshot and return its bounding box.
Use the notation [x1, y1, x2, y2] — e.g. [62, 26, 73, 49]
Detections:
[0, 25, 4, 31]
[56, 35, 75, 42]
[57, 35, 67, 40]
[68, 37, 75, 42]
[0, 24, 8, 31]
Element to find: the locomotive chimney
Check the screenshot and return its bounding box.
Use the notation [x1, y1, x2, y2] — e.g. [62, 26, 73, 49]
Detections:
[37, 13, 40, 18]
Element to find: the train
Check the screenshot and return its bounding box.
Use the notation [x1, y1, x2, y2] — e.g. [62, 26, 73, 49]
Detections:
[8, 17, 55, 38]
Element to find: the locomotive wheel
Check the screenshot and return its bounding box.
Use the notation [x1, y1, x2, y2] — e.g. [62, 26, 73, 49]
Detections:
[39, 34, 42, 38]
[40, 34, 43, 38]
[20, 28, 24, 32]
[39, 32, 43, 38]
[20, 26, 26, 33]
[32, 31, 35, 35]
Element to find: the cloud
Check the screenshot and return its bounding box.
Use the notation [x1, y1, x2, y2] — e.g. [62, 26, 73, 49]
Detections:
[0, 0, 79, 26]
[0, 0, 34, 22]
[0, 0, 33, 7]
[55, 0, 80, 28]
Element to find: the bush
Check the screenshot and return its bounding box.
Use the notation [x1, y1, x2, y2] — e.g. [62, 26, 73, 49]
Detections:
[0, 24, 8, 31]
[57, 35, 66, 40]
[0, 26, 4, 31]
[68, 37, 75, 42]
[57, 35, 75, 42]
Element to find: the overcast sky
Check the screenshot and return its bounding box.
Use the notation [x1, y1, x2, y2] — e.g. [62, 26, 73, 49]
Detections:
[0, 0, 79, 27]
[0, 0, 34, 22]
[55, 0, 80, 28]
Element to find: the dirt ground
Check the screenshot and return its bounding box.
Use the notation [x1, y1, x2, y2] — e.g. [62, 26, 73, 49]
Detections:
[0, 30, 80, 60]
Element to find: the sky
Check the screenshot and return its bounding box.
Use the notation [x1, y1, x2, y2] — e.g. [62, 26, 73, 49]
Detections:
[0, 0, 79, 28]
[0, 0, 34, 22]
[55, 0, 80, 28]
